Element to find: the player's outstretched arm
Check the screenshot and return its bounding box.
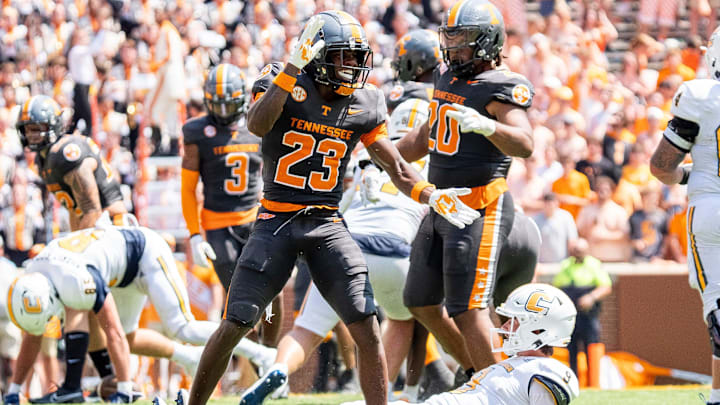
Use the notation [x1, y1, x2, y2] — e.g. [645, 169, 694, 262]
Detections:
[366, 137, 479, 228]
[650, 137, 690, 185]
[247, 15, 325, 137]
[395, 120, 430, 163]
[95, 293, 132, 396]
[64, 158, 103, 229]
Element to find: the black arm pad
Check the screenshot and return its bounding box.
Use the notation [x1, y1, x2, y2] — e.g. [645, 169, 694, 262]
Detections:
[667, 116, 700, 143]
[531, 375, 572, 405]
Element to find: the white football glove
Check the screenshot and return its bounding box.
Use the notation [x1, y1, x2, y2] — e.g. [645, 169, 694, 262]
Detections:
[428, 188, 480, 229]
[360, 165, 382, 205]
[289, 15, 326, 70]
[190, 234, 216, 268]
[445, 103, 496, 137]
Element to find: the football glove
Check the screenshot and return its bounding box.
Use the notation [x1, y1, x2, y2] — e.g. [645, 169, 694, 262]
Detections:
[446, 103, 496, 137]
[190, 234, 216, 268]
[289, 15, 326, 70]
[428, 188, 480, 229]
[360, 165, 382, 205]
[3, 393, 18, 405]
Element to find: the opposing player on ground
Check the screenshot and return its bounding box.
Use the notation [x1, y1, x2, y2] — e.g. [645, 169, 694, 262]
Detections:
[4, 226, 275, 404]
[649, 26, 720, 405]
[396, 0, 534, 375]
[16, 95, 131, 230]
[343, 283, 579, 405]
[187, 11, 478, 405]
[386, 29, 440, 112]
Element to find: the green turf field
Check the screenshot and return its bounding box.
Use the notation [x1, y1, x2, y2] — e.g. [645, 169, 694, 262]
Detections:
[154, 386, 708, 404]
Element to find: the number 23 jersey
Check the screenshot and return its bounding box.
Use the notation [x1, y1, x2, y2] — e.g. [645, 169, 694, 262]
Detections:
[252, 63, 388, 207]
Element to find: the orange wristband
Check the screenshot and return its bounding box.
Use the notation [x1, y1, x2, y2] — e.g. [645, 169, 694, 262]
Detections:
[411, 181, 434, 203]
[272, 71, 297, 93]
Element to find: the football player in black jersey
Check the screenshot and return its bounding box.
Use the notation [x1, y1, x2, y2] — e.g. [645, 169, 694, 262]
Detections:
[16, 95, 129, 231]
[396, 0, 535, 375]
[188, 11, 479, 405]
[386, 29, 440, 113]
[182, 63, 287, 347]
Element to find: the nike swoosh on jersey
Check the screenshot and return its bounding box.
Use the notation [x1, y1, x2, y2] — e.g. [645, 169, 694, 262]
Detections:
[348, 108, 364, 115]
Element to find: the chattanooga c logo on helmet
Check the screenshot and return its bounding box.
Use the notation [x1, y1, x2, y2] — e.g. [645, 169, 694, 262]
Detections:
[63, 144, 82, 161]
[525, 291, 556, 314]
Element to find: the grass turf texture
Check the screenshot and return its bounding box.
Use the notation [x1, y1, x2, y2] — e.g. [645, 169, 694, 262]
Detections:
[136, 386, 710, 404]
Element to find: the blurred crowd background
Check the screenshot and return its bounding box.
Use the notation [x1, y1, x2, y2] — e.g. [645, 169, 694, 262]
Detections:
[0, 0, 717, 398]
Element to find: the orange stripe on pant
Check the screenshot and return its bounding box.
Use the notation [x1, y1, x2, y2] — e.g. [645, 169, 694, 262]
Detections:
[468, 195, 502, 310]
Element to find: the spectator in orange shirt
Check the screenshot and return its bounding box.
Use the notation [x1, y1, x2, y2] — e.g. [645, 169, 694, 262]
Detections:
[656, 48, 696, 87]
[552, 153, 593, 220]
[576, 176, 631, 262]
[664, 197, 688, 263]
[658, 75, 684, 113]
[682, 35, 705, 71]
[621, 144, 654, 189]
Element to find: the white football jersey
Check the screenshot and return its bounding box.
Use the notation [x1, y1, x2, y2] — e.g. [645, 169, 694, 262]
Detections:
[424, 356, 579, 405]
[25, 227, 149, 310]
[343, 158, 430, 244]
[665, 79, 720, 202]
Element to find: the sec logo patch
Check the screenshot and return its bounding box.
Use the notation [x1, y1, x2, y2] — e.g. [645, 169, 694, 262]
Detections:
[388, 85, 404, 101]
[63, 144, 81, 161]
[204, 125, 217, 137]
[291, 86, 307, 102]
[512, 84, 531, 106]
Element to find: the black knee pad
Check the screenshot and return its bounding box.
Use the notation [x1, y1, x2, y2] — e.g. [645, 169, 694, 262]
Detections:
[225, 302, 261, 327]
[707, 311, 720, 357]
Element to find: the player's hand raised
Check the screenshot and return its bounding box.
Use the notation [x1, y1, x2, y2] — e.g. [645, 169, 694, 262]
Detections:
[190, 234, 216, 268]
[446, 103, 496, 137]
[289, 15, 326, 70]
[428, 188, 480, 229]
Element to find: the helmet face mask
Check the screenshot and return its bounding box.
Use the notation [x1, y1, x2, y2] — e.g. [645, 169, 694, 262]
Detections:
[305, 11, 372, 96]
[203, 64, 249, 126]
[491, 283, 577, 357]
[440, 0, 505, 77]
[16, 95, 64, 152]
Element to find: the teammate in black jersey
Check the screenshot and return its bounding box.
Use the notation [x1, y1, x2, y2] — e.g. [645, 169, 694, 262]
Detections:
[17, 95, 128, 231]
[386, 29, 440, 112]
[188, 11, 479, 405]
[397, 0, 535, 375]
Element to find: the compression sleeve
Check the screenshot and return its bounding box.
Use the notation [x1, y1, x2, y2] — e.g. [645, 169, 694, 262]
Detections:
[181, 168, 201, 235]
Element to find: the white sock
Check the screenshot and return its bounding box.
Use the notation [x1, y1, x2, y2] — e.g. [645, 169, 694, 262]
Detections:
[404, 384, 419, 402]
[233, 338, 271, 363]
[710, 388, 720, 402]
[170, 342, 198, 369]
[387, 382, 395, 399]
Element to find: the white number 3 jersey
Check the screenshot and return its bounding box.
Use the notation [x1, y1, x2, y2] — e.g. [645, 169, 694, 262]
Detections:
[423, 356, 579, 405]
[666, 79, 720, 202]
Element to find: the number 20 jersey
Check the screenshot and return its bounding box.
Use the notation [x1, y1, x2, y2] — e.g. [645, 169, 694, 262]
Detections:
[252, 63, 388, 207]
[428, 66, 534, 189]
[182, 116, 262, 213]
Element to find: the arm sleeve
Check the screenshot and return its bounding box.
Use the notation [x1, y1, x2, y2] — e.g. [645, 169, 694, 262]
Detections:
[48, 140, 92, 175]
[181, 168, 201, 235]
[530, 375, 573, 405]
[529, 380, 565, 405]
[491, 73, 535, 109]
